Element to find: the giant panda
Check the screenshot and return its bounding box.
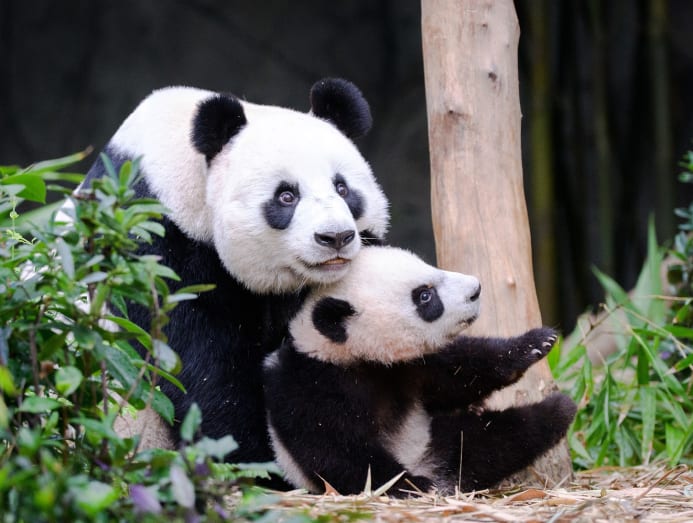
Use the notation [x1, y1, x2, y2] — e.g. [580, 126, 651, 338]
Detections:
[83, 79, 390, 467]
[263, 246, 577, 497]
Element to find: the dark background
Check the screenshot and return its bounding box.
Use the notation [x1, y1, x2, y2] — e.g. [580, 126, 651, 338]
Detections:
[2, 1, 692, 331]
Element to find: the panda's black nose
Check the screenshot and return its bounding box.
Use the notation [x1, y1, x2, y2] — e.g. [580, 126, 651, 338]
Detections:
[314, 230, 356, 250]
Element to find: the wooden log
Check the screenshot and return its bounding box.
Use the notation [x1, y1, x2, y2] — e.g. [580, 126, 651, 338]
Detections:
[421, 0, 572, 486]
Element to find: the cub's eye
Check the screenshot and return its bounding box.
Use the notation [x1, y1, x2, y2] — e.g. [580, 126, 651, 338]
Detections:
[278, 191, 297, 205]
[335, 181, 349, 198]
[415, 287, 435, 305]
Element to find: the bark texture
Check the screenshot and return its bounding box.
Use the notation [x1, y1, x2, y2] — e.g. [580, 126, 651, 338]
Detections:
[421, 0, 573, 486]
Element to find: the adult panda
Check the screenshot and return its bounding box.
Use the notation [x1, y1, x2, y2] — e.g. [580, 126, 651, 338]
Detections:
[264, 246, 576, 496]
[84, 79, 389, 466]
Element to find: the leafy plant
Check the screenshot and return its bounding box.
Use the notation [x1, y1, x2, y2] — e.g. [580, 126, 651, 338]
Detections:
[0, 154, 274, 521]
[553, 152, 693, 469]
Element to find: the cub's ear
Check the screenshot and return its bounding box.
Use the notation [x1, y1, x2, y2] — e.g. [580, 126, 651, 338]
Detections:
[309, 78, 372, 139]
[192, 94, 247, 162]
[312, 297, 356, 344]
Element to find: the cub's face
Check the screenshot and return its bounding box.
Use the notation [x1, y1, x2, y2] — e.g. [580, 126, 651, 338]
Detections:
[289, 246, 481, 364]
[206, 107, 389, 294]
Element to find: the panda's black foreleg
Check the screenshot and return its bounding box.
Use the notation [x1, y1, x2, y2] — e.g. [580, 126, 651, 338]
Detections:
[419, 327, 558, 409]
[429, 392, 577, 492]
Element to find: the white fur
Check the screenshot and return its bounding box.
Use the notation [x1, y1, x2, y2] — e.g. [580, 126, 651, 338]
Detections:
[384, 402, 438, 478]
[110, 86, 213, 241]
[109, 86, 389, 294]
[291, 246, 481, 364]
[267, 422, 320, 492]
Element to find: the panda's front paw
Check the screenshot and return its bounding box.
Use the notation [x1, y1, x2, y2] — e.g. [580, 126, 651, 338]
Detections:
[515, 327, 558, 364]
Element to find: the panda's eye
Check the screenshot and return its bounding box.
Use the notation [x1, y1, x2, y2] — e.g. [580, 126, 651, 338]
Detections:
[278, 191, 297, 206]
[415, 287, 434, 305]
[335, 181, 349, 198]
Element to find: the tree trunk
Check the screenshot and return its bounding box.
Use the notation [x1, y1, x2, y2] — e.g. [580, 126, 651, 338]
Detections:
[421, 0, 572, 487]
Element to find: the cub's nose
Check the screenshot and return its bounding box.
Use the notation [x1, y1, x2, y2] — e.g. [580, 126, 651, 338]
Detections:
[314, 230, 356, 250]
[470, 283, 481, 302]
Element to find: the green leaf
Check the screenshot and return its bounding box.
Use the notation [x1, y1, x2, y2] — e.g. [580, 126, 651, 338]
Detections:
[165, 293, 199, 304]
[180, 403, 202, 443]
[666, 423, 685, 464]
[74, 415, 120, 441]
[152, 340, 181, 374]
[80, 271, 108, 285]
[194, 436, 239, 461]
[149, 388, 175, 425]
[0, 173, 46, 203]
[106, 316, 151, 348]
[593, 268, 631, 311]
[21, 149, 92, 176]
[639, 386, 656, 463]
[55, 366, 83, 396]
[18, 396, 62, 413]
[101, 343, 141, 394]
[72, 481, 118, 517]
[55, 237, 75, 279]
[0, 366, 16, 395]
[636, 345, 650, 385]
[169, 465, 195, 509]
[176, 284, 216, 295]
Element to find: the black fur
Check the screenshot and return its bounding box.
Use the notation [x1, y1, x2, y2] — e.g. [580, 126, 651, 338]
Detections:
[264, 327, 576, 497]
[310, 78, 372, 139]
[263, 181, 300, 230]
[359, 229, 385, 247]
[312, 297, 356, 343]
[333, 173, 364, 220]
[192, 94, 247, 162]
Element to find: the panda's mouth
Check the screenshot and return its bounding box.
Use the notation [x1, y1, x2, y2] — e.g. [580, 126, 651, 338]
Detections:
[455, 314, 478, 332]
[305, 257, 351, 272]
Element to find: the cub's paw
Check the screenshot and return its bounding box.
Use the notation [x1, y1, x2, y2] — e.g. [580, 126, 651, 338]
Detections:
[535, 392, 578, 444]
[515, 327, 559, 363]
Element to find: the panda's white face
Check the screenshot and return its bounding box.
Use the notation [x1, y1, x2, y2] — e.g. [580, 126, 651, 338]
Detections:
[105, 81, 389, 294]
[289, 246, 481, 364]
[206, 106, 389, 294]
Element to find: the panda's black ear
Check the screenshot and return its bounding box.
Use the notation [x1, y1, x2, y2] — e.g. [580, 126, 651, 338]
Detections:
[310, 78, 372, 139]
[192, 94, 247, 162]
[312, 297, 356, 344]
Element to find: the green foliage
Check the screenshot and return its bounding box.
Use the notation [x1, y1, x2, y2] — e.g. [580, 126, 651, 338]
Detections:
[553, 152, 693, 469]
[0, 154, 274, 521]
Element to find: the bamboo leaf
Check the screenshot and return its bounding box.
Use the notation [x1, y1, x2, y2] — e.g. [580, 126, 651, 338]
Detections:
[180, 403, 202, 443]
[639, 386, 656, 463]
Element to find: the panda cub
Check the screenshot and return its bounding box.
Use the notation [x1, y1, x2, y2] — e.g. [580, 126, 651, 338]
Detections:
[263, 246, 576, 497]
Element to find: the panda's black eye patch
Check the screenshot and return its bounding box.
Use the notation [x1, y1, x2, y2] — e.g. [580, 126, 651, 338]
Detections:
[412, 285, 444, 322]
[333, 174, 364, 220]
[264, 182, 300, 230]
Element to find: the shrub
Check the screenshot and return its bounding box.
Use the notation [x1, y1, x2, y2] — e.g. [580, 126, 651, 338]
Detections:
[553, 151, 693, 469]
[0, 153, 273, 521]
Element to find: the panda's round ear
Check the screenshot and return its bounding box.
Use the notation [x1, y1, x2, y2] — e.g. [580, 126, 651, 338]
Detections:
[192, 94, 247, 162]
[312, 297, 356, 344]
[310, 78, 372, 139]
